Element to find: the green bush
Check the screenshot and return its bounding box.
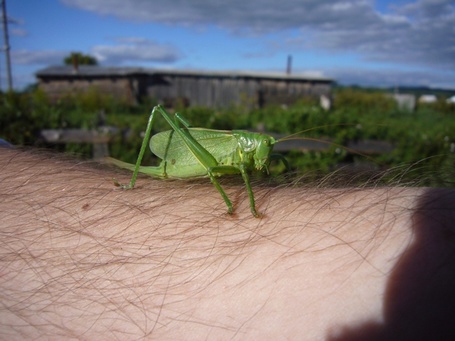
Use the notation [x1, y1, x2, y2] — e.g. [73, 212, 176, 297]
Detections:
[1, 88, 453, 186]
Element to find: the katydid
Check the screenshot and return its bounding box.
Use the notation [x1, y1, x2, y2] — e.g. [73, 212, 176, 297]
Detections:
[106, 105, 288, 217]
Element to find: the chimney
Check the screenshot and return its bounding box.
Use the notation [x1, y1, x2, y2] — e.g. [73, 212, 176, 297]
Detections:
[286, 55, 292, 75]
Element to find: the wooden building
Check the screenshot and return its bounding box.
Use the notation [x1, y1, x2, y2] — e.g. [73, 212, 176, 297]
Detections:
[36, 65, 334, 108]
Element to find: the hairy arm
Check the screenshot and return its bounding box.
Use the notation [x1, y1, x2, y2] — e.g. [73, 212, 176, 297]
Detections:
[1, 148, 454, 340]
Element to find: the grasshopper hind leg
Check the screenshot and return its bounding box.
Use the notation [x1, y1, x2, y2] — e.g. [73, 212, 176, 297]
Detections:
[104, 157, 167, 188]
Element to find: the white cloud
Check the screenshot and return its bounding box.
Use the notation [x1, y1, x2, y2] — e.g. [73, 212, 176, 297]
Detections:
[59, 0, 455, 71]
[90, 38, 182, 64]
[10, 38, 182, 67]
[11, 28, 28, 37]
[326, 67, 455, 89]
[60, 0, 378, 33]
[12, 50, 67, 65]
[399, 0, 454, 18]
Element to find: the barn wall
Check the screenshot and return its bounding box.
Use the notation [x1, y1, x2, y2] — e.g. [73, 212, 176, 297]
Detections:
[37, 71, 333, 108]
[146, 75, 331, 108]
[38, 77, 136, 104]
[146, 75, 258, 108]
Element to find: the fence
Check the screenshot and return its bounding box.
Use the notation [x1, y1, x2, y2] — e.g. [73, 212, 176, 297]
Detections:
[40, 126, 118, 160]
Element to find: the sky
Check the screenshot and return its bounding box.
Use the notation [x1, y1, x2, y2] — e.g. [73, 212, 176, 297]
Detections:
[2, 0, 455, 91]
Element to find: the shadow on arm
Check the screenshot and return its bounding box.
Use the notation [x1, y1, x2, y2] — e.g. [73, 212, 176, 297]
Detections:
[329, 188, 455, 341]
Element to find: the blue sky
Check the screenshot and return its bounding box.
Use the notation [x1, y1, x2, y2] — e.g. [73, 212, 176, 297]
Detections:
[3, 0, 455, 90]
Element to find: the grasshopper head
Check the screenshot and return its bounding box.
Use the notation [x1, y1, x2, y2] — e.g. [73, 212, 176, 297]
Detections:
[254, 135, 276, 173]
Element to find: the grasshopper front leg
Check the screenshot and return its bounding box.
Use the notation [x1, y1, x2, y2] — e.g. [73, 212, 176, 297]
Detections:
[210, 164, 259, 217]
[239, 164, 259, 218]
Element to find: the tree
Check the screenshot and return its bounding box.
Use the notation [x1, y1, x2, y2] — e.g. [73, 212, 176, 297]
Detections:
[64, 52, 98, 66]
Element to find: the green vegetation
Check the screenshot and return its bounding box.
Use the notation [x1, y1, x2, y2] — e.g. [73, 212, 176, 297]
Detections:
[1, 87, 454, 187]
[64, 52, 98, 65]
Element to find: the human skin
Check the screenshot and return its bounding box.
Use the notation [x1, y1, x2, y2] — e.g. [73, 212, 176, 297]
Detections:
[1, 148, 454, 340]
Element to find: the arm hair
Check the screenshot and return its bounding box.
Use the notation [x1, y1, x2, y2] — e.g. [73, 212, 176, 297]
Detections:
[1, 148, 454, 340]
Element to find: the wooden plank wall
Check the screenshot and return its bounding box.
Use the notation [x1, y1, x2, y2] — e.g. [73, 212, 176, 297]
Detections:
[39, 77, 135, 104]
[38, 73, 332, 108]
[146, 75, 332, 108]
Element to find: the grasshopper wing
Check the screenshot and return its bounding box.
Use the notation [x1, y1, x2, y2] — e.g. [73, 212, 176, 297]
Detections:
[150, 128, 239, 177]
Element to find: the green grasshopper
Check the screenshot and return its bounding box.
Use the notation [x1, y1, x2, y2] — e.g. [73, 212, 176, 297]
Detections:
[106, 105, 288, 217]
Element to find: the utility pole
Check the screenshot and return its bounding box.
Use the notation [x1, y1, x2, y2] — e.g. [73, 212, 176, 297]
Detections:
[1, 0, 13, 91]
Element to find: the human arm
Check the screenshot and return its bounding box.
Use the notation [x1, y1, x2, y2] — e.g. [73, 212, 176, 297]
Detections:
[1, 148, 454, 340]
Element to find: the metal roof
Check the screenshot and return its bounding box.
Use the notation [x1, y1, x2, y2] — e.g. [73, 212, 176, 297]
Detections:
[36, 65, 334, 83]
